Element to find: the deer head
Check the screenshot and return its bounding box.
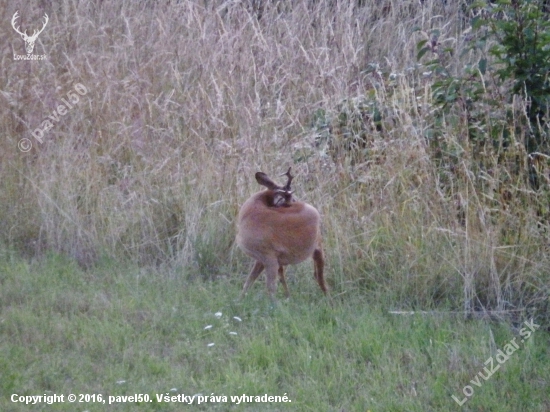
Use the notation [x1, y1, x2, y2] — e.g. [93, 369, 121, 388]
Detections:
[236, 169, 329, 301]
[255, 167, 295, 207]
[12, 11, 49, 55]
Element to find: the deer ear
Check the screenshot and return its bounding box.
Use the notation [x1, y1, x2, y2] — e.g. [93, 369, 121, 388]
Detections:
[255, 172, 279, 190]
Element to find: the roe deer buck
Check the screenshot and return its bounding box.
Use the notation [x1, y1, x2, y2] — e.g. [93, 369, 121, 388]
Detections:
[236, 168, 328, 299]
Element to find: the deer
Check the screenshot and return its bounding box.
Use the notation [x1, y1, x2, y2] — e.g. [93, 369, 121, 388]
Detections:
[11, 11, 49, 55]
[236, 168, 329, 300]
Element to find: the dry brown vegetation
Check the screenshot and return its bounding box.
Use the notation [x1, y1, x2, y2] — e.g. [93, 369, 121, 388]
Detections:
[1, 0, 548, 320]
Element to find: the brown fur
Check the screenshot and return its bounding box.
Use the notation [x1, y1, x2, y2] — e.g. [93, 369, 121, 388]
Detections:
[236, 172, 328, 299]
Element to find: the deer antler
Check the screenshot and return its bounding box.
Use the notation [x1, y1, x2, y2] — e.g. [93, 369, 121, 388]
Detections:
[277, 167, 294, 207]
[33, 13, 49, 39]
[11, 11, 49, 54]
[11, 11, 26, 37]
[255, 168, 296, 207]
[281, 167, 294, 192]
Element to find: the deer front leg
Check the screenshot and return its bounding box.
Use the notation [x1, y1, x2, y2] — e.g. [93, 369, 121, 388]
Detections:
[278, 266, 290, 298]
[313, 248, 327, 294]
[240, 260, 264, 298]
[264, 259, 280, 300]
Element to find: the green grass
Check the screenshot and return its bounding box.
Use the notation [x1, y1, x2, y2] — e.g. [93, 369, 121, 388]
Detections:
[1, 1, 549, 410]
[1, 252, 548, 411]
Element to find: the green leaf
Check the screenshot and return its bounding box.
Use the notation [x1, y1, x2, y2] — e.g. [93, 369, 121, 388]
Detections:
[467, 0, 488, 11]
[478, 58, 487, 75]
[417, 39, 428, 51]
[443, 47, 455, 56]
[471, 16, 486, 31]
[417, 47, 430, 61]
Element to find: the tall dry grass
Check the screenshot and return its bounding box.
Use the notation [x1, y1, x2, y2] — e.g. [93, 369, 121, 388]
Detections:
[1, 0, 548, 319]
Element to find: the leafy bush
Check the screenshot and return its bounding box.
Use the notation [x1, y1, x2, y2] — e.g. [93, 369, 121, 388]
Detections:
[417, 0, 550, 161]
[411, 0, 550, 233]
[486, 0, 550, 153]
[313, 93, 383, 165]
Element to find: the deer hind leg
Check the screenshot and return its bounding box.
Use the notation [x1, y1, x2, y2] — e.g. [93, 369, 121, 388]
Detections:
[263, 259, 280, 300]
[241, 260, 264, 298]
[313, 248, 327, 294]
[278, 266, 290, 298]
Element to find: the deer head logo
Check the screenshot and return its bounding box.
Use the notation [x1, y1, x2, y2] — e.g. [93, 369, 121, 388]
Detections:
[11, 11, 49, 55]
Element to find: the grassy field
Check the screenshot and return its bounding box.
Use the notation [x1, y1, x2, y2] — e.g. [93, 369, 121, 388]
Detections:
[1, 0, 549, 410]
[1, 251, 549, 411]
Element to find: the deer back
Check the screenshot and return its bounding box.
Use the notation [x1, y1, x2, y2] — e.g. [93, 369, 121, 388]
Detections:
[236, 187, 321, 267]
